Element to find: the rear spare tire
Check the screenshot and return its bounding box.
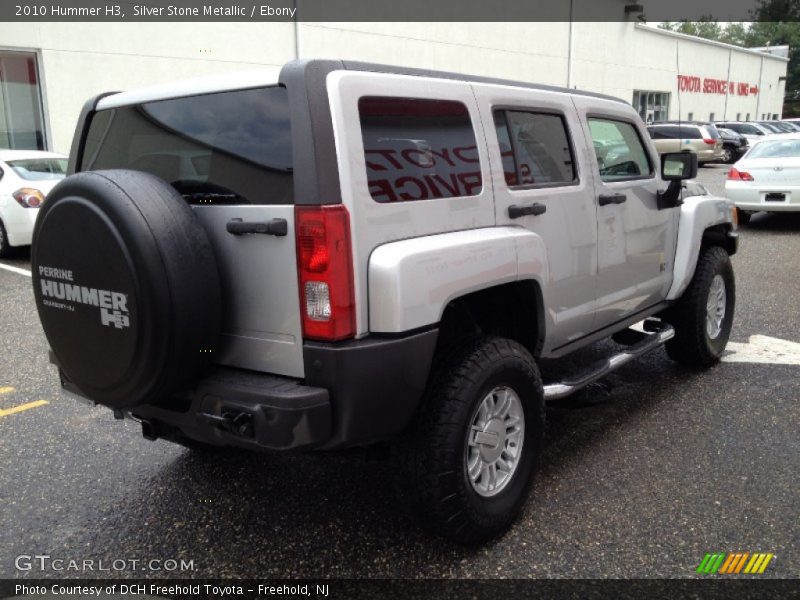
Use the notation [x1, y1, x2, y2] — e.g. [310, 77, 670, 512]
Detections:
[32, 170, 221, 409]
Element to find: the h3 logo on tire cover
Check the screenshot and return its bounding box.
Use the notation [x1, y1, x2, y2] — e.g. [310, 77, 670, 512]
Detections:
[37, 265, 131, 330]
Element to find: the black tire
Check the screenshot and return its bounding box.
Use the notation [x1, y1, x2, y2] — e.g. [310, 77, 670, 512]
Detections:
[737, 209, 752, 225]
[0, 219, 9, 258]
[663, 246, 735, 368]
[721, 146, 734, 164]
[399, 337, 545, 545]
[32, 170, 221, 409]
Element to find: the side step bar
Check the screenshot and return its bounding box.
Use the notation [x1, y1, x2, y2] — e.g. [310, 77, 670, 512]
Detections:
[543, 323, 675, 401]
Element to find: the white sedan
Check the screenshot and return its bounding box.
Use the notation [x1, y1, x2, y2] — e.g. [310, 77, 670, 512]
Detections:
[0, 150, 68, 257]
[725, 134, 800, 224]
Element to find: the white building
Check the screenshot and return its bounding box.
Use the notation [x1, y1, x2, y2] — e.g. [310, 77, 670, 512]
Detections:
[0, 20, 788, 154]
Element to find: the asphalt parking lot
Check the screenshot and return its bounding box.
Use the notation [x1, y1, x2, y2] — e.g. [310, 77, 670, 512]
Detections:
[0, 163, 798, 579]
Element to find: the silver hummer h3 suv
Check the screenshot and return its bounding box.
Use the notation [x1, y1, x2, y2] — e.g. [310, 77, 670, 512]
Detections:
[32, 60, 737, 545]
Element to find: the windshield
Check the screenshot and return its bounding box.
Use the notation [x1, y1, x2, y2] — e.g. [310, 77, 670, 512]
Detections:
[747, 139, 800, 159]
[7, 158, 67, 180]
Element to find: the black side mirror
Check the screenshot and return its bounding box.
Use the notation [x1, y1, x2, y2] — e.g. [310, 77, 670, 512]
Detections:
[661, 152, 698, 181]
[658, 152, 697, 209]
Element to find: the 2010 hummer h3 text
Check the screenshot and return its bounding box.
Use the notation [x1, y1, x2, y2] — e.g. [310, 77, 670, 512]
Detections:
[32, 60, 738, 545]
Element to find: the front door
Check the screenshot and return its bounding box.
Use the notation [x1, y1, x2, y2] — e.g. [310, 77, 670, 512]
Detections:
[572, 96, 678, 329]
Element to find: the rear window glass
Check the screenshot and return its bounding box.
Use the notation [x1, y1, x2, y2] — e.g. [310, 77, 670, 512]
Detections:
[748, 139, 800, 159]
[358, 96, 482, 202]
[81, 86, 293, 205]
[7, 158, 67, 180]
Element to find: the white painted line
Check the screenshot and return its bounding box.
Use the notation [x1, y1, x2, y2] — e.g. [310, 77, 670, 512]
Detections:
[0, 262, 31, 277]
[723, 335, 800, 366]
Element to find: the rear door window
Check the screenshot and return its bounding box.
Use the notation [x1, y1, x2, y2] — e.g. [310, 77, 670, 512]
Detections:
[81, 86, 293, 205]
[358, 97, 482, 202]
[493, 110, 576, 187]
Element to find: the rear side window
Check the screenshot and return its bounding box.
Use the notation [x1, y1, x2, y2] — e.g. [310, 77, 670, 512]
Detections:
[494, 110, 576, 187]
[648, 126, 679, 139]
[358, 97, 482, 202]
[81, 86, 293, 205]
[588, 118, 652, 182]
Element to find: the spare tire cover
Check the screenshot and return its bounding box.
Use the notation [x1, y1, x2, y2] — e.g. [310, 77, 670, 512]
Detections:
[32, 169, 221, 409]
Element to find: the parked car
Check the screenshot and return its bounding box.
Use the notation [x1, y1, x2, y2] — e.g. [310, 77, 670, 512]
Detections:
[775, 121, 800, 132]
[716, 121, 775, 141]
[716, 127, 749, 164]
[0, 150, 68, 257]
[756, 120, 793, 134]
[726, 133, 800, 223]
[31, 60, 737, 545]
[646, 122, 724, 163]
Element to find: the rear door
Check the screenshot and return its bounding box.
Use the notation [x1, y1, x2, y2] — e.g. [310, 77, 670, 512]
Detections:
[471, 83, 598, 351]
[83, 86, 305, 377]
[572, 96, 678, 327]
[326, 71, 495, 335]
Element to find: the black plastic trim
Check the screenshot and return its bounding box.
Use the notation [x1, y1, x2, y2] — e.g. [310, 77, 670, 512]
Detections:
[127, 366, 331, 451]
[279, 59, 344, 206]
[304, 329, 439, 449]
[68, 92, 119, 175]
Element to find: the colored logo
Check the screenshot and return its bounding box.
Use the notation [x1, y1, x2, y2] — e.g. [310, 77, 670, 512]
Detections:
[696, 552, 775, 575]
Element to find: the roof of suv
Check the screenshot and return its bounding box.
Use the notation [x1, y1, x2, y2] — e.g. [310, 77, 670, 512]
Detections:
[97, 59, 627, 109]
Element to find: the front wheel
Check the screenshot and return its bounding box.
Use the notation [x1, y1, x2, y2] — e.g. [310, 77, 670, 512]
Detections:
[399, 337, 544, 545]
[663, 246, 735, 368]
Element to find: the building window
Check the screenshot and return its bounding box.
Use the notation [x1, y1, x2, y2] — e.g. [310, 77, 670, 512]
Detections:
[736, 113, 741, 120]
[0, 50, 47, 150]
[746, 113, 750, 121]
[709, 112, 715, 122]
[687, 112, 694, 121]
[632, 91, 670, 124]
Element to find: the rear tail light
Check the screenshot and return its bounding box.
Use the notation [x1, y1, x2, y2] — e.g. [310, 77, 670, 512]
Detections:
[703, 138, 717, 145]
[727, 168, 754, 181]
[295, 205, 355, 341]
[12, 188, 45, 208]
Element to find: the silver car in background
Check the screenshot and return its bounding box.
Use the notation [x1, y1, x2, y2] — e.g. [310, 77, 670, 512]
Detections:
[647, 122, 724, 163]
[725, 133, 800, 223]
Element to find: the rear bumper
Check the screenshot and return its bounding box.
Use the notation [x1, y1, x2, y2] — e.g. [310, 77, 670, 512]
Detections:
[725, 184, 800, 212]
[59, 328, 438, 451]
[697, 148, 724, 162]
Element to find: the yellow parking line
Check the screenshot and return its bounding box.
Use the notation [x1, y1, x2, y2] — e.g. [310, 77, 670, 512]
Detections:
[0, 387, 15, 395]
[0, 400, 49, 417]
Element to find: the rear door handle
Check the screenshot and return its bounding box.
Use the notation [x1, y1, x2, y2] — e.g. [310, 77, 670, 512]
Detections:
[226, 218, 288, 236]
[508, 203, 547, 219]
[598, 193, 627, 206]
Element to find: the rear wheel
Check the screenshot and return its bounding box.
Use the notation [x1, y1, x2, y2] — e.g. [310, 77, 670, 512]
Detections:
[399, 337, 544, 545]
[0, 219, 10, 258]
[664, 246, 735, 368]
[721, 146, 734, 164]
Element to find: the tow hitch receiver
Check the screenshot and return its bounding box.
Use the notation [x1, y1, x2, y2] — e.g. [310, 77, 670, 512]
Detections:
[200, 410, 255, 438]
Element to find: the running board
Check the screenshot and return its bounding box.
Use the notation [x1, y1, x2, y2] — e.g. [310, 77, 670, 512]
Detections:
[543, 324, 675, 401]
